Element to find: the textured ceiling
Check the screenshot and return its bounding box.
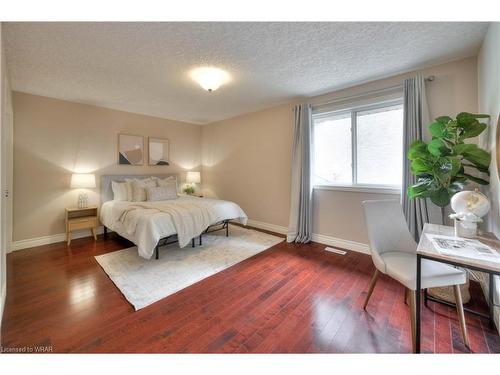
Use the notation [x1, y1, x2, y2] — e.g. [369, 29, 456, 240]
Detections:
[4, 22, 489, 124]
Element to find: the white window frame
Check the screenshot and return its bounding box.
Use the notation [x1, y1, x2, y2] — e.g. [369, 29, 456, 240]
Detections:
[312, 98, 404, 195]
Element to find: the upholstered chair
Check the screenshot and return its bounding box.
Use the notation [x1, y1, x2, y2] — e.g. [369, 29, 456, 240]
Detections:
[362, 199, 469, 352]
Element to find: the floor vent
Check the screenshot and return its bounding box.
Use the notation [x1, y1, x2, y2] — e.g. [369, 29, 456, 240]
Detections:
[324, 247, 347, 255]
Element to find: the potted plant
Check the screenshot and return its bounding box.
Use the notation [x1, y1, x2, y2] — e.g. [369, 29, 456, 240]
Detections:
[183, 185, 195, 195]
[407, 112, 491, 304]
[407, 112, 491, 223]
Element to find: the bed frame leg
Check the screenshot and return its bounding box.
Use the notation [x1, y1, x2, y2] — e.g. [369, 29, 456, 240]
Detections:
[192, 238, 195, 248]
[199, 235, 202, 246]
[155, 245, 159, 260]
[226, 220, 229, 237]
[103, 226, 108, 240]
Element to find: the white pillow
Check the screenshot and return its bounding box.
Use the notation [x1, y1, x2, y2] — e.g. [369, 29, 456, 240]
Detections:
[156, 176, 178, 190]
[124, 179, 134, 201]
[111, 181, 128, 201]
[125, 178, 140, 202]
[146, 185, 178, 202]
[130, 178, 157, 202]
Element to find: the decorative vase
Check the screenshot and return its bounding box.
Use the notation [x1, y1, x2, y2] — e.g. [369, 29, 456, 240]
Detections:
[454, 219, 477, 238]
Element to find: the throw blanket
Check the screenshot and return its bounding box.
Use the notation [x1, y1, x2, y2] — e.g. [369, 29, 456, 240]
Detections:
[118, 201, 217, 248]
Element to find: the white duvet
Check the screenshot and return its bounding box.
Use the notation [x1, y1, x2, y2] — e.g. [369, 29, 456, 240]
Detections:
[100, 195, 248, 259]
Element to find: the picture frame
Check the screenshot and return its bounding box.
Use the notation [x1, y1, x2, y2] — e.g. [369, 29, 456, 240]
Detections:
[148, 137, 170, 166]
[118, 134, 144, 165]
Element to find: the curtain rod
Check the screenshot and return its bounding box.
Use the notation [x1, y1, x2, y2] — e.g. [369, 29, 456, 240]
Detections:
[310, 75, 435, 109]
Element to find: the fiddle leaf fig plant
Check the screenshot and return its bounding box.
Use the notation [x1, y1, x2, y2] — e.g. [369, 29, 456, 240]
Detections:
[407, 112, 491, 208]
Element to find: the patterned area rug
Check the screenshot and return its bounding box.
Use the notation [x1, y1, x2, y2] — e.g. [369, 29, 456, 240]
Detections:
[95, 226, 283, 310]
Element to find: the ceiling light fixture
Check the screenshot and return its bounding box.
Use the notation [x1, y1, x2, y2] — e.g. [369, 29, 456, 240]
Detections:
[190, 66, 230, 92]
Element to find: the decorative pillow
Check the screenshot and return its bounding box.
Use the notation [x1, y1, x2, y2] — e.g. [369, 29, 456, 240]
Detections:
[130, 178, 157, 202]
[124, 179, 134, 201]
[111, 181, 128, 201]
[146, 185, 178, 202]
[156, 176, 178, 191]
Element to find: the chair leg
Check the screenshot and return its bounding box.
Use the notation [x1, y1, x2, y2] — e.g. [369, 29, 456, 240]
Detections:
[363, 270, 380, 310]
[407, 289, 417, 353]
[453, 284, 470, 348]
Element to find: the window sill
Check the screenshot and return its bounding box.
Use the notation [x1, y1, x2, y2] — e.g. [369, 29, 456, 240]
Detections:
[313, 185, 401, 195]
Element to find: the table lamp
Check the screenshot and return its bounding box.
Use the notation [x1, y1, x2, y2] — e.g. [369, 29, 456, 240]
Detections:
[185, 171, 201, 195]
[71, 173, 96, 208]
[449, 189, 490, 238]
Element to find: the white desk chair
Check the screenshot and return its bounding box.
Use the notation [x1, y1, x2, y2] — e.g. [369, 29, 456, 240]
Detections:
[362, 199, 469, 352]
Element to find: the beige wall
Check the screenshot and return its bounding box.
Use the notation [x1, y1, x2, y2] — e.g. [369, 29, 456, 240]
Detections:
[202, 103, 295, 227]
[202, 57, 479, 245]
[310, 57, 478, 122]
[13, 92, 202, 241]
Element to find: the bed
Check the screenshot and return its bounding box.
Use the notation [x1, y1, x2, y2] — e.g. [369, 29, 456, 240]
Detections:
[100, 174, 248, 259]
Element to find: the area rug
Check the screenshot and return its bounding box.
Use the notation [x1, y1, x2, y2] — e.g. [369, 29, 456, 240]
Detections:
[95, 226, 283, 310]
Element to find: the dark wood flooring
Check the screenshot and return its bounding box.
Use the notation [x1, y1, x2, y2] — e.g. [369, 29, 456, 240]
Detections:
[1, 230, 499, 353]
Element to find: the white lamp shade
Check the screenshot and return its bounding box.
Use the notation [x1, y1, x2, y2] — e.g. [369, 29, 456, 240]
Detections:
[186, 171, 201, 184]
[71, 173, 96, 188]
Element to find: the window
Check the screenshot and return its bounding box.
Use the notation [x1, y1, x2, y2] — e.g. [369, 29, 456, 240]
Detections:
[312, 100, 403, 192]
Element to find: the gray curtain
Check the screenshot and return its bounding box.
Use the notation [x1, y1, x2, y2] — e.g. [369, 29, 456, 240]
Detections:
[402, 75, 431, 241]
[287, 104, 313, 243]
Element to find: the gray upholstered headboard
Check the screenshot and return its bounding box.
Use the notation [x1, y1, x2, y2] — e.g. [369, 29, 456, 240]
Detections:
[100, 174, 180, 204]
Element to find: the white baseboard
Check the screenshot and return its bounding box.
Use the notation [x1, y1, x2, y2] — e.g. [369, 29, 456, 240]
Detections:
[10, 226, 105, 252]
[245, 219, 370, 255]
[246, 219, 288, 235]
[311, 233, 370, 254]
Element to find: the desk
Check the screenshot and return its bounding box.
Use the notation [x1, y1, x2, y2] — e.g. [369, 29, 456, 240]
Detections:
[416, 223, 500, 353]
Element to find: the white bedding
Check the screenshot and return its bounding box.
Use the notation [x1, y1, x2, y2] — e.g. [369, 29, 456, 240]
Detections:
[100, 195, 248, 259]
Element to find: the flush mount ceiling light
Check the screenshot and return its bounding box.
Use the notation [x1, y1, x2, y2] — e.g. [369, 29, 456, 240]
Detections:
[190, 67, 230, 92]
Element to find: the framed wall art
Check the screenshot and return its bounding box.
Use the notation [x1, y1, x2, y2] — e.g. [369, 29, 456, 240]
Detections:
[148, 137, 170, 165]
[118, 134, 144, 165]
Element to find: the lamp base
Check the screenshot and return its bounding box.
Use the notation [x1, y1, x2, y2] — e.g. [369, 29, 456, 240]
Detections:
[454, 219, 477, 238]
[78, 191, 89, 209]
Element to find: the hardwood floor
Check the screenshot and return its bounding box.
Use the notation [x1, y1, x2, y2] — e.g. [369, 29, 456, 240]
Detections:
[1, 231, 499, 353]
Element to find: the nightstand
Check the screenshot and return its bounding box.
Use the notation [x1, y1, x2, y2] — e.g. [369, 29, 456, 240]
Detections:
[65, 206, 98, 246]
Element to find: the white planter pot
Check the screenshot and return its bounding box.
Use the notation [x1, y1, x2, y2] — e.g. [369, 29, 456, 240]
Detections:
[454, 219, 477, 238]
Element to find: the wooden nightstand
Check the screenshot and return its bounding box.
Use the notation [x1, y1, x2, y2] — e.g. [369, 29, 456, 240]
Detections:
[65, 206, 98, 246]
